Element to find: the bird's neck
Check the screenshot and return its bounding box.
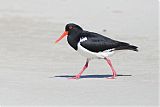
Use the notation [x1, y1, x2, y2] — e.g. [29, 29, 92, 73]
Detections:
[67, 30, 82, 50]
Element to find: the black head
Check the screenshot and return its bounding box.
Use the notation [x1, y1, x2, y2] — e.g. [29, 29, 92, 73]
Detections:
[65, 23, 83, 32]
[55, 23, 83, 44]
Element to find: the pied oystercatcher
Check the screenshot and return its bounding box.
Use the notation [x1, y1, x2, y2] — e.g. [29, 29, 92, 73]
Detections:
[55, 23, 138, 79]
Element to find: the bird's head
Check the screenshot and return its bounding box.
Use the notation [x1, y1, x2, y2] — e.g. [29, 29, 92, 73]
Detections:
[55, 23, 83, 44]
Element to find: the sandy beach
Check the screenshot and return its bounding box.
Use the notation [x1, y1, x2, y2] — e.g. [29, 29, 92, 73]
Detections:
[0, 0, 159, 106]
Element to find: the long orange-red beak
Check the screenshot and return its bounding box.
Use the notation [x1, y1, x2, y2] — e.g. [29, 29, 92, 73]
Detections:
[55, 31, 68, 44]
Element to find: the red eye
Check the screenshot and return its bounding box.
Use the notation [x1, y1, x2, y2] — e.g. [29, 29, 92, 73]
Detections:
[69, 26, 73, 29]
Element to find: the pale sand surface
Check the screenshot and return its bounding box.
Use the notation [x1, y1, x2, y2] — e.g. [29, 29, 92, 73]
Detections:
[0, 0, 159, 106]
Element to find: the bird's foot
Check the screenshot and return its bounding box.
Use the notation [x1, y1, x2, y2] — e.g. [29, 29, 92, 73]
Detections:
[107, 76, 116, 79]
[107, 74, 117, 79]
[69, 75, 81, 80]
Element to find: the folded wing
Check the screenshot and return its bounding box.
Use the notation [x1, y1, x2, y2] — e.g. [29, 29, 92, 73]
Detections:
[80, 31, 138, 52]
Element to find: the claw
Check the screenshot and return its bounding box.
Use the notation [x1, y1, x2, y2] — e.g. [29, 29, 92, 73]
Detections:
[107, 76, 116, 79]
[69, 75, 81, 79]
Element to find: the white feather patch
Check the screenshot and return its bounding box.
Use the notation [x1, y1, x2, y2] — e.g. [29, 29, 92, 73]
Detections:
[77, 43, 115, 59]
[80, 37, 87, 42]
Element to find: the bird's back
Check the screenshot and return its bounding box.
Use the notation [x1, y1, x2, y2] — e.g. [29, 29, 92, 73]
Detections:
[80, 31, 138, 52]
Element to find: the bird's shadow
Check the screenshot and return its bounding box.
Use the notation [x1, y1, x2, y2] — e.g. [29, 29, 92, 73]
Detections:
[52, 74, 132, 79]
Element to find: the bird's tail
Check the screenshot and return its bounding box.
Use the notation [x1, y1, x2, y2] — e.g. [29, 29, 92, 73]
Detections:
[115, 42, 138, 52]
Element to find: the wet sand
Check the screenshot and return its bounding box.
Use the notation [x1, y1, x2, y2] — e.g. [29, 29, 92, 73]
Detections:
[0, 0, 159, 106]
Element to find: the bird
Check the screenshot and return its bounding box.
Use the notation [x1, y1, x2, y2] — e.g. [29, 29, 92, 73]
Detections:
[54, 23, 138, 79]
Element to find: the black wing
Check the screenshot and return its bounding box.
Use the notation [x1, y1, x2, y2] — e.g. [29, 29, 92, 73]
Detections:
[80, 31, 137, 52]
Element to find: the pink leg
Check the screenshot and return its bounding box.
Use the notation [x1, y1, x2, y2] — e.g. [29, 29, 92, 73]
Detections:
[70, 59, 89, 79]
[105, 58, 117, 79]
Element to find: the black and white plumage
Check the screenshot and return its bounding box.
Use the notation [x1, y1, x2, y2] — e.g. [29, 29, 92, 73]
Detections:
[55, 23, 138, 79]
[66, 24, 138, 59]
